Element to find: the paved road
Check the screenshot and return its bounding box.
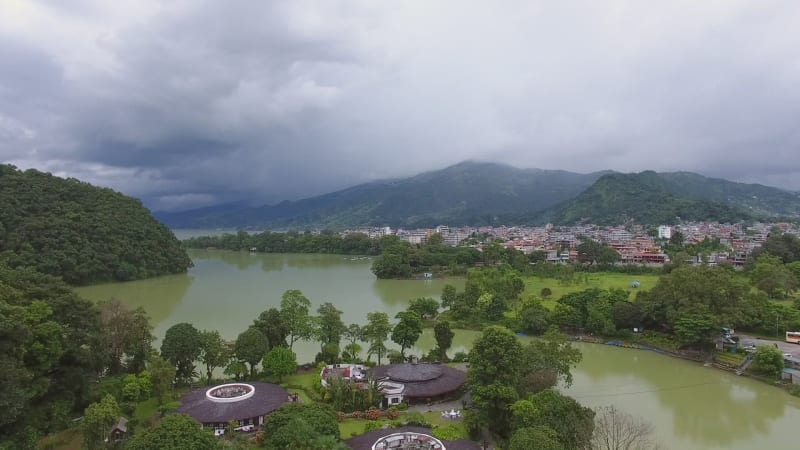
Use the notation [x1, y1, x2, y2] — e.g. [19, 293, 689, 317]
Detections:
[738, 334, 800, 356]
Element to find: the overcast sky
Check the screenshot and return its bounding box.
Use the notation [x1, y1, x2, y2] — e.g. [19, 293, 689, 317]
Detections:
[2, 0, 799, 211]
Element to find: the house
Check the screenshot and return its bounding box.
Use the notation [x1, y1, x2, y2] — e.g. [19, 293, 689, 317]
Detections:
[175, 382, 290, 432]
[108, 417, 128, 444]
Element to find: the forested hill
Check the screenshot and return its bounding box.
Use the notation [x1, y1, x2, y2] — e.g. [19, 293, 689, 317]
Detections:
[157, 161, 605, 229]
[540, 171, 763, 225]
[0, 165, 192, 285]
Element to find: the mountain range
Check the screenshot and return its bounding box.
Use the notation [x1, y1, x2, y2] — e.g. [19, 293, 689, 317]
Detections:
[155, 161, 800, 229]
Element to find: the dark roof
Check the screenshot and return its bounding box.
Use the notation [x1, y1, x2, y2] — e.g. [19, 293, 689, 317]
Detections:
[372, 364, 466, 398]
[175, 382, 289, 423]
[346, 426, 481, 450]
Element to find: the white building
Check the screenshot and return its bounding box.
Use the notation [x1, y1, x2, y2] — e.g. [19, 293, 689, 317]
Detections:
[657, 225, 672, 240]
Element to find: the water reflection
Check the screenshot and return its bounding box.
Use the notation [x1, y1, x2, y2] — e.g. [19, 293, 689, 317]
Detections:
[75, 273, 193, 326]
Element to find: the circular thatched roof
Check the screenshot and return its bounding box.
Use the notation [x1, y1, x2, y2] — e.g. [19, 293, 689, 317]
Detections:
[175, 381, 289, 423]
[371, 363, 466, 399]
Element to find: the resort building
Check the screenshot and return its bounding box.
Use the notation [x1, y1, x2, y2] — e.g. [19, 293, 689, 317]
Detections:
[175, 382, 291, 431]
[321, 363, 466, 407]
[346, 426, 481, 450]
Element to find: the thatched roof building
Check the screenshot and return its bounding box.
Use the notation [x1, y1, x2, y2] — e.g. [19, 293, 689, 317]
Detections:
[175, 382, 290, 428]
[370, 363, 466, 402]
[346, 426, 481, 450]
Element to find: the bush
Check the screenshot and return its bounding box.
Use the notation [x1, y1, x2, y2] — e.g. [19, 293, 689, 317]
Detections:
[403, 412, 430, 428]
[386, 407, 400, 420]
[452, 351, 469, 363]
[432, 424, 466, 441]
[363, 421, 383, 433]
[365, 407, 382, 420]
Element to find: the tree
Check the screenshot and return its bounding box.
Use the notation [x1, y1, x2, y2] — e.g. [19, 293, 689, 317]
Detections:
[751, 253, 798, 298]
[540, 287, 552, 299]
[434, 320, 455, 361]
[512, 390, 595, 450]
[82, 394, 120, 450]
[314, 302, 347, 350]
[441, 284, 458, 310]
[148, 354, 176, 405]
[160, 322, 201, 383]
[517, 328, 582, 395]
[280, 290, 314, 350]
[98, 299, 154, 374]
[752, 345, 784, 378]
[577, 240, 620, 265]
[591, 406, 659, 450]
[126, 414, 220, 450]
[263, 403, 340, 450]
[343, 324, 363, 362]
[408, 297, 440, 319]
[467, 326, 524, 439]
[198, 330, 229, 385]
[253, 307, 289, 348]
[520, 301, 552, 335]
[234, 327, 269, 378]
[363, 312, 391, 365]
[391, 311, 423, 359]
[509, 426, 562, 450]
[673, 313, 718, 350]
[263, 347, 297, 382]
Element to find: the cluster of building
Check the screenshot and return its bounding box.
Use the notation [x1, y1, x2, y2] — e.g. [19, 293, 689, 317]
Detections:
[344, 222, 800, 267]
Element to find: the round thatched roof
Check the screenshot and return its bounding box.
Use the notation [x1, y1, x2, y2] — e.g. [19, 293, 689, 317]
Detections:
[371, 363, 466, 398]
[175, 381, 289, 423]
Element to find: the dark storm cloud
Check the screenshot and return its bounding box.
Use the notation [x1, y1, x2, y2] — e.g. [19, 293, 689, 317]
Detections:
[1, 0, 800, 211]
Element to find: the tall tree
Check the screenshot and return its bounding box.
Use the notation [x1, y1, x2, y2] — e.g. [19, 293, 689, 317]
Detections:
[314, 302, 347, 350]
[98, 299, 154, 374]
[441, 284, 458, 310]
[148, 354, 176, 405]
[198, 330, 230, 385]
[234, 327, 269, 378]
[517, 328, 582, 395]
[160, 322, 202, 383]
[391, 311, 423, 359]
[280, 290, 314, 351]
[467, 326, 524, 440]
[407, 297, 440, 319]
[509, 426, 562, 450]
[253, 307, 290, 349]
[262, 347, 297, 382]
[363, 312, 391, 366]
[82, 394, 121, 450]
[434, 320, 455, 361]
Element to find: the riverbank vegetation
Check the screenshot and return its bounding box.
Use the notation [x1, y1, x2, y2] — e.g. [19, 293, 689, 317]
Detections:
[0, 165, 192, 285]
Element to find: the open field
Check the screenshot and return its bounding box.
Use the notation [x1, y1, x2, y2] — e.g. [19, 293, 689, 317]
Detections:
[523, 272, 661, 309]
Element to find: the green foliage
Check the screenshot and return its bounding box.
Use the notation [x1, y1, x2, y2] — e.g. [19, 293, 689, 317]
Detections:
[325, 377, 382, 413]
[0, 265, 103, 446]
[263, 347, 297, 382]
[98, 299, 154, 375]
[314, 302, 347, 349]
[673, 313, 718, 349]
[126, 414, 220, 450]
[408, 297, 440, 319]
[281, 290, 314, 350]
[752, 346, 785, 378]
[184, 230, 380, 254]
[234, 327, 269, 377]
[511, 390, 595, 450]
[0, 165, 191, 284]
[147, 354, 176, 405]
[433, 320, 455, 361]
[253, 307, 290, 349]
[82, 394, 120, 450]
[198, 330, 230, 385]
[363, 312, 391, 365]
[509, 426, 562, 450]
[160, 322, 202, 383]
[751, 232, 800, 264]
[391, 311, 423, 358]
[517, 328, 582, 394]
[263, 403, 341, 450]
[750, 253, 798, 298]
[576, 239, 620, 265]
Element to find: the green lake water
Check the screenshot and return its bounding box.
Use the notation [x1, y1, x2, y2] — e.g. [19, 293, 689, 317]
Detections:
[75, 249, 800, 449]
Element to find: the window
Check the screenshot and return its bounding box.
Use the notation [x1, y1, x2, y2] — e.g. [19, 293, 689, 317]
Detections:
[391, 397, 399, 404]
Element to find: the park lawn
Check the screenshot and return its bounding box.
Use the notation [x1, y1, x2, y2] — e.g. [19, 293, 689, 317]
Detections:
[338, 418, 394, 439]
[282, 371, 317, 390]
[523, 272, 660, 310]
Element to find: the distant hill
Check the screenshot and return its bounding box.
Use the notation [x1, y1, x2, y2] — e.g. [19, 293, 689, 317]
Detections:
[539, 171, 799, 225]
[0, 165, 192, 284]
[156, 161, 606, 229]
[157, 163, 800, 229]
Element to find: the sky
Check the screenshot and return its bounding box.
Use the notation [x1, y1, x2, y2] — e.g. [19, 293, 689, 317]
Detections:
[1, 0, 799, 211]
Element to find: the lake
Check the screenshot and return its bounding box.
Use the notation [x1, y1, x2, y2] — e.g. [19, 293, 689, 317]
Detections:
[75, 249, 800, 449]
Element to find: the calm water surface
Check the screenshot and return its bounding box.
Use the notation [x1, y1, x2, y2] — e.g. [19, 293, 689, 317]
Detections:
[75, 250, 799, 449]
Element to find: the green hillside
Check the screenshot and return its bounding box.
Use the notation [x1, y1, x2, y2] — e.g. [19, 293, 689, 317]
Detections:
[542, 171, 757, 225]
[157, 161, 605, 229]
[0, 165, 192, 285]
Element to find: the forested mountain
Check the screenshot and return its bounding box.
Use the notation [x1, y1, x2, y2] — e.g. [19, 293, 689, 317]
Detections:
[0, 165, 192, 285]
[157, 163, 800, 229]
[156, 161, 606, 229]
[540, 171, 759, 225]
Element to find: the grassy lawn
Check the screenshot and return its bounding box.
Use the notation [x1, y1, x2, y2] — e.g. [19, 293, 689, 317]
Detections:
[338, 418, 394, 439]
[134, 398, 160, 423]
[523, 272, 660, 309]
[282, 371, 318, 390]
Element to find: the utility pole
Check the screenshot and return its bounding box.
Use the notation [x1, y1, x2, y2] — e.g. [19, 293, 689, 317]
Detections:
[776, 312, 781, 338]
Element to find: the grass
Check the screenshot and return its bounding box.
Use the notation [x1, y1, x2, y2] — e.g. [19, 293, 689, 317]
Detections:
[523, 272, 661, 309]
[715, 351, 747, 366]
[134, 398, 160, 423]
[38, 428, 82, 450]
[338, 418, 394, 438]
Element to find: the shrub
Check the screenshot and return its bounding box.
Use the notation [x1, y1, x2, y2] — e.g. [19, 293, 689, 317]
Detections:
[452, 351, 469, 363]
[365, 408, 382, 421]
[433, 424, 466, 441]
[403, 412, 430, 428]
[351, 411, 362, 419]
[386, 407, 400, 420]
[363, 421, 383, 433]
